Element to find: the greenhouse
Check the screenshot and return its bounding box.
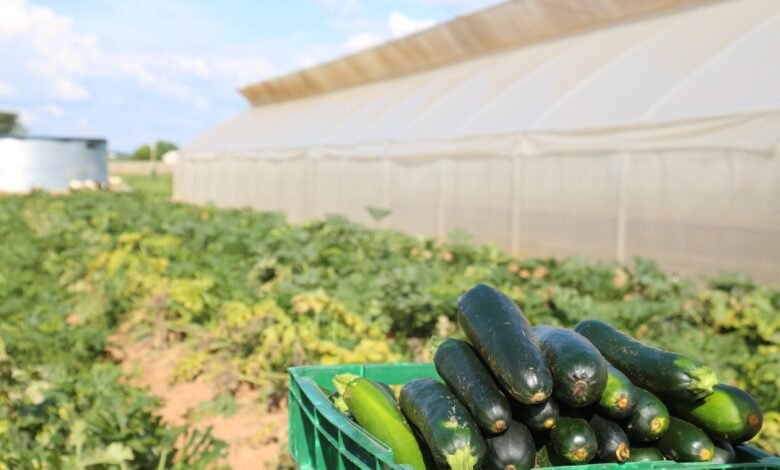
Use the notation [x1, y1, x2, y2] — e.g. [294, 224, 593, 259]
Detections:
[176, 0, 780, 283]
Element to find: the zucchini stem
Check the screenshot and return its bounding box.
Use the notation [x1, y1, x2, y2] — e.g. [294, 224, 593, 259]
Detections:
[332, 373, 359, 397]
[445, 446, 480, 470]
[687, 366, 717, 398]
[616, 443, 630, 462]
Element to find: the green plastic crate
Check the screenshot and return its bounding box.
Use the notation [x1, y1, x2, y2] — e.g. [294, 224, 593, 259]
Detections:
[288, 363, 780, 470]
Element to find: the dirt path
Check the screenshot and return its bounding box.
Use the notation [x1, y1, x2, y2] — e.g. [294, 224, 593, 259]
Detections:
[109, 335, 289, 469]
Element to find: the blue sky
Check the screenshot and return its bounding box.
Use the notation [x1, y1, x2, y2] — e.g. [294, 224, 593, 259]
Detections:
[0, 0, 500, 152]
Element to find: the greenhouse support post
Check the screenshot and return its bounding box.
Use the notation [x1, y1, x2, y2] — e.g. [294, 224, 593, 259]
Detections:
[437, 158, 448, 240]
[615, 152, 629, 264]
[511, 154, 522, 255]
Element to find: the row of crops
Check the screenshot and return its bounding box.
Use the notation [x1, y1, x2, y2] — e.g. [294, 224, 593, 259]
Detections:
[0, 188, 778, 467]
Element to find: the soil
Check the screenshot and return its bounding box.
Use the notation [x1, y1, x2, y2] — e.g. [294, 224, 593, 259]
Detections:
[107, 331, 289, 469]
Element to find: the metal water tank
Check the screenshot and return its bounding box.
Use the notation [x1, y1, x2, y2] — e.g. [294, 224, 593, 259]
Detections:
[0, 136, 108, 192]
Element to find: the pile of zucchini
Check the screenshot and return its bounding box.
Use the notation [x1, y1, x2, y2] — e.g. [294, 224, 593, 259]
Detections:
[329, 284, 764, 470]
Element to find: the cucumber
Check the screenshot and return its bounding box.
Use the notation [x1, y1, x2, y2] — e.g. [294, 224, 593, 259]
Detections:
[667, 384, 763, 443]
[656, 417, 714, 462]
[549, 417, 597, 464]
[589, 414, 630, 462]
[574, 320, 717, 402]
[712, 440, 736, 464]
[435, 338, 512, 433]
[400, 378, 486, 470]
[333, 374, 425, 470]
[598, 365, 637, 420]
[627, 446, 665, 462]
[511, 396, 559, 431]
[483, 420, 535, 470]
[624, 388, 670, 442]
[531, 326, 608, 407]
[457, 284, 552, 404]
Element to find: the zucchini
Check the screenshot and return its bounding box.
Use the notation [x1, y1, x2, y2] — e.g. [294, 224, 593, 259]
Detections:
[589, 413, 630, 462]
[400, 378, 486, 470]
[712, 440, 736, 464]
[548, 416, 597, 464]
[483, 420, 535, 470]
[574, 320, 717, 402]
[534, 444, 551, 468]
[597, 365, 637, 420]
[411, 425, 439, 470]
[333, 374, 425, 470]
[531, 430, 550, 468]
[375, 381, 397, 402]
[667, 384, 763, 443]
[531, 326, 608, 407]
[511, 396, 559, 431]
[457, 284, 552, 404]
[656, 417, 714, 462]
[541, 444, 571, 467]
[627, 446, 665, 462]
[435, 338, 512, 433]
[624, 388, 669, 442]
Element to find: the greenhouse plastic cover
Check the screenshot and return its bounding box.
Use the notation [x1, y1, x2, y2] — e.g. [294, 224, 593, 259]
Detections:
[177, 0, 780, 283]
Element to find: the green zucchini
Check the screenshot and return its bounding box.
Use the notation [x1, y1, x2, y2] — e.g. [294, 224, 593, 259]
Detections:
[483, 420, 535, 470]
[512, 396, 559, 431]
[534, 444, 551, 468]
[531, 429, 550, 468]
[574, 320, 717, 402]
[656, 417, 714, 462]
[411, 425, 439, 470]
[531, 326, 608, 407]
[589, 413, 630, 462]
[549, 417, 597, 464]
[333, 374, 425, 470]
[435, 338, 512, 433]
[457, 284, 552, 404]
[667, 384, 763, 443]
[627, 446, 665, 462]
[400, 378, 486, 470]
[598, 365, 637, 420]
[624, 388, 670, 442]
[712, 440, 736, 464]
[375, 381, 397, 402]
[542, 444, 571, 467]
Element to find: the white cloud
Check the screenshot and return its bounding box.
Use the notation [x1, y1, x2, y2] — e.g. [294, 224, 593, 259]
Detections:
[315, 0, 363, 16]
[346, 32, 383, 52]
[109, 55, 191, 98]
[342, 11, 436, 54]
[388, 11, 435, 38]
[172, 57, 211, 79]
[0, 0, 32, 37]
[0, 0, 95, 101]
[211, 58, 277, 86]
[51, 77, 89, 101]
[419, 0, 500, 6]
[18, 110, 36, 125]
[44, 104, 64, 116]
[0, 81, 15, 97]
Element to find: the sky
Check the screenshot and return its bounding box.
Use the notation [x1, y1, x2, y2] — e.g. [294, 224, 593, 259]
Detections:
[0, 0, 501, 152]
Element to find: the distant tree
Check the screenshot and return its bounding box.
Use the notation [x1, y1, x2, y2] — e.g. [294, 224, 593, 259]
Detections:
[0, 111, 26, 136]
[132, 140, 178, 160]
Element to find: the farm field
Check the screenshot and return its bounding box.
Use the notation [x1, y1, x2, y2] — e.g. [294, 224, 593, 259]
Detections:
[1, 178, 778, 468]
